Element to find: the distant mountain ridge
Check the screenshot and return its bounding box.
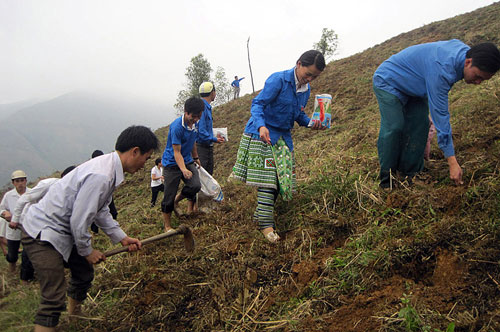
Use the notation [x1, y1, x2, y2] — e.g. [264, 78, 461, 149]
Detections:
[0, 91, 175, 188]
[0, 99, 42, 121]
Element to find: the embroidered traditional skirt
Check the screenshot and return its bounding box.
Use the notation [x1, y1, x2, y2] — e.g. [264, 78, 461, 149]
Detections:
[233, 133, 296, 199]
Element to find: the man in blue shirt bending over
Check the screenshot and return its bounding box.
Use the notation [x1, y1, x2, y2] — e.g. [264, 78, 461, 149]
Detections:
[373, 40, 500, 189]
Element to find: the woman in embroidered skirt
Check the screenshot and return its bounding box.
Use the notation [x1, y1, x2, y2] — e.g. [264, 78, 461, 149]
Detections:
[233, 50, 326, 243]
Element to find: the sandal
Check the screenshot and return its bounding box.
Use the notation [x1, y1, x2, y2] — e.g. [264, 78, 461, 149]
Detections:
[263, 230, 280, 243]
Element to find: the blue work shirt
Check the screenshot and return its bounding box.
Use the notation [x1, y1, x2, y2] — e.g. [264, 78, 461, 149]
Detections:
[231, 78, 244, 88]
[162, 115, 199, 167]
[244, 67, 311, 151]
[373, 39, 469, 158]
[197, 99, 217, 145]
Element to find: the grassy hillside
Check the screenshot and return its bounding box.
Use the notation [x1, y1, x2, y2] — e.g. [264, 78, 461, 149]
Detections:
[2, 3, 500, 331]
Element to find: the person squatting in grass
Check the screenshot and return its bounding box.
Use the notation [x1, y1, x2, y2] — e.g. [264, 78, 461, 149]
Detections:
[150, 157, 164, 207]
[233, 50, 326, 243]
[21, 125, 158, 332]
[10, 166, 76, 284]
[161, 97, 204, 232]
[373, 40, 500, 189]
[0, 170, 29, 275]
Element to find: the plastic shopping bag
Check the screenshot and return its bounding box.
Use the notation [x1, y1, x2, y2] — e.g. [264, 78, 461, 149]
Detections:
[198, 166, 224, 202]
[212, 127, 228, 141]
[308, 94, 332, 128]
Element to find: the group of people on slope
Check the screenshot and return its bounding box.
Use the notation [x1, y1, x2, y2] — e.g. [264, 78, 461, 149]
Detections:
[2, 39, 500, 331]
[154, 81, 226, 233]
[0, 170, 33, 281]
[1, 127, 158, 332]
[0, 166, 83, 284]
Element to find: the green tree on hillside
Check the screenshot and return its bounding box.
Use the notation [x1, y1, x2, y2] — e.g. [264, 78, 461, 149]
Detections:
[174, 55, 233, 113]
[213, 66, 232, 107]
[175, 54, 212, 113]
[313, 28, 338, 60]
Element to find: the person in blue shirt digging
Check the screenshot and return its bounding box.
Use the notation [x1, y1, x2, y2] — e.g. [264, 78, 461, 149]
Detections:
[161, 97, 204, 233]
[373, 40, 500, 189]
[233, 50, 326, 243]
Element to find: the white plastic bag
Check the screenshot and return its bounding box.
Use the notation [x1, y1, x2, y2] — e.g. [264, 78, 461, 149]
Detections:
[212, 127, 228, 141]
[197, 166, 224, 202]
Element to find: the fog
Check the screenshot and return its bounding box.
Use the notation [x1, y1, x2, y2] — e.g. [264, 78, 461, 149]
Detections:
[1, 0, 497, 110]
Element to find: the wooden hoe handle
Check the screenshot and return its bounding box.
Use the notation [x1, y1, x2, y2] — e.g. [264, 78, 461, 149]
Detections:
[103, 224, 194, 257]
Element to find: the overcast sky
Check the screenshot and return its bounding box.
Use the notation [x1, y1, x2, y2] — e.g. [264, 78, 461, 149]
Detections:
[1, 0, 497, 113]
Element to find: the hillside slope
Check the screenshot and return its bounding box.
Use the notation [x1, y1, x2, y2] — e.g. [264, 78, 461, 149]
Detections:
[2, 3, 500, 332]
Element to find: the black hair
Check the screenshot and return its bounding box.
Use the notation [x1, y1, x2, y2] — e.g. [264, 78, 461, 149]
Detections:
[184, 96, 205, 116]
[61, 165, 76, 178]
[297, 50, 326, 71]
[91, 150, 104, 158]
[466, 42, 500, 73]
[155, 158, 162, 166]
[115, 125, 159, 154]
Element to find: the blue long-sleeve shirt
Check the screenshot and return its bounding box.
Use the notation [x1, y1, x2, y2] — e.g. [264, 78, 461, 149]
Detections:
[231, 78, 244, 88]
[373, 39, 469, 158]
[197, 99, 217, 145]
[244, 67, 311, 151]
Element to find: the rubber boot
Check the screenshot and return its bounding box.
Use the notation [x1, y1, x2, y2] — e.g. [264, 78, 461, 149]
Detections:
[34, 324, 56, 332]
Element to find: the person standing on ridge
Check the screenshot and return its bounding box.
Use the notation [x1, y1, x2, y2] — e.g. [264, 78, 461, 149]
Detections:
[373, 40, 500, 189]
[233, 50, 326, 243]
[231, 76, 245, 99]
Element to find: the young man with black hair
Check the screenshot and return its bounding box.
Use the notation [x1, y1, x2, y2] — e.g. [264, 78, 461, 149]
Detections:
[373, 40, 500, 189]
[161, 96, 204, 232]
[21, 125, 158, 332]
